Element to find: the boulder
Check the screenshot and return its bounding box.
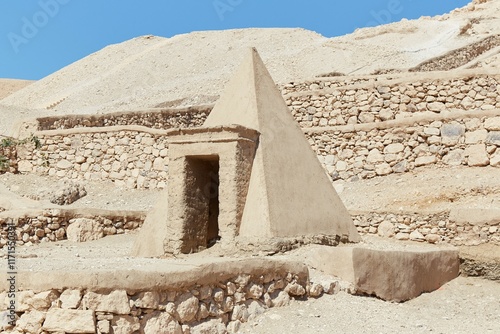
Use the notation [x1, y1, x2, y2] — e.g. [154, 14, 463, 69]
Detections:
[46, 181, 87, 205]
[176, 292, 199, 323]
[67, 218, 104, 242]
[377, 221, 395, 238]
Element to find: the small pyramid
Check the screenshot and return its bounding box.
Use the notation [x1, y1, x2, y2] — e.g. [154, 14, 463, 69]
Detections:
[204, 48, 360, 242]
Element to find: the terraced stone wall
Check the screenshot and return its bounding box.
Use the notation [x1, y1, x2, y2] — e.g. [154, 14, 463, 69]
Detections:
[310, 114, 500, 181]
[353, 211, 500, 246]
[16, 129, 170, 189]
[0, 210, 144, 248]
[36, 106, 211, 131]
[285, 74, 500, 128]
[0, 266, 334, 333]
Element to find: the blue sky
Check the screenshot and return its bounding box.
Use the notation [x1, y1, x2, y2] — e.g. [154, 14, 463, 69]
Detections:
[1, 0, 470, 80]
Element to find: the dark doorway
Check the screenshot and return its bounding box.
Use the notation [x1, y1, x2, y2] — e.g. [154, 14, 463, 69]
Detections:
[183, 155, 220, 253]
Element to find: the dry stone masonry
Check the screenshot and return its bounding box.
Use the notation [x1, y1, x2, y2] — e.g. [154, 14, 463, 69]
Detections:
[310, 115, 500, 181]
[285, 73, 500, 128]
[353, 211, 500, 246]
[17, 130, 170, 189]
[36, 106, 210, 131]
[0, 210, 144, 248]
[0, 270, 338, 333]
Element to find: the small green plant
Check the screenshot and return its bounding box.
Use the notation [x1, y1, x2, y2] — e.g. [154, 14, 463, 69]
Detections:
[0, 137, 14, 148]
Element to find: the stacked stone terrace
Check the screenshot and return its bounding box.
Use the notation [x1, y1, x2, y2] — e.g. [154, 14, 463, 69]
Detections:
[1, 68, 499, 247]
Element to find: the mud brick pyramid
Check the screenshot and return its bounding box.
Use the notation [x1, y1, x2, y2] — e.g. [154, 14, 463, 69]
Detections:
[133, 48, 360, 257]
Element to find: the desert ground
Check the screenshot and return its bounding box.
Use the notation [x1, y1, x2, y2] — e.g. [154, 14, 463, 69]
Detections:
[1, 0, 499, 333]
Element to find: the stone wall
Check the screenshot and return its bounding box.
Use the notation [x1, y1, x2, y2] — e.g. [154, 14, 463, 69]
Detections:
[353, 211, 500, 246]
[0, 270, 336, 333]
[16, 129, 170, 189]
[2, 206, 497, 249]
[9, 113, 500, 187]
[310, 114, 500, 181]
[36, 106, 211, 131]
[0, 146, 16, 174]
[285, 74, 500, 127]
[0, 210, 144, 248]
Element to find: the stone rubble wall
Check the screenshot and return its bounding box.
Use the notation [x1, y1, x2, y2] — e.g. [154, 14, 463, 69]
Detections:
[353, 211, 500, 246]
[36, 106, 211, 131]
[0, 272, 337, 333]
[16, 129, 170, 190]
[2, 207, 498, 249]
[9, 113, 500, 188]
[285, 74, 500, 128]
[0, 209, 144, 248]
[0, 146, 16, 174]
[310, 114, 500, 181]
[409, 34, 500, 72]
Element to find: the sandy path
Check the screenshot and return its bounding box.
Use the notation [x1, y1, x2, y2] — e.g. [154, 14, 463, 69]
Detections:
[239, 276, 500, 334]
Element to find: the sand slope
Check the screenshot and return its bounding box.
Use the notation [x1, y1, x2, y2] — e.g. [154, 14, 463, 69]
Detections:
[0, 79, 33, 100]
[0, 0, 499, 137]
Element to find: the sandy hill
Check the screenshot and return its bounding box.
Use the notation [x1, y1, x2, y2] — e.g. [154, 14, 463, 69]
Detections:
[0, 0, 499, 134]
[0, 79, 34, 100]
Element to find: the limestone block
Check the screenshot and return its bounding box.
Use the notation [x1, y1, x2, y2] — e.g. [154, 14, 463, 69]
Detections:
[111, 315, 140, 334]
[42, 309, 95, 333]
[490, 152, 500, 167]
[133, 291, 160, 309]
[231, 304, 250, 322]
[284, 283, 306, 296]
[17, 160, 33, 173]
[377, 221, 395, 238]
[305, 245, 459, 302]
[56, 159, 72, 169]
[449, 208, 500, 226]
[175, 292, 199, 323]
[308, 283, 324, 297]
[83, 290, 130, 314]
[443, 149, 464, 166]
[441, 123, 465, 146]
[384, 143, 404, 154]
[465, 144, 489, 166]
[60, 289, 82, 309]
[67, 218, 104, 242]
[428, 102, 446, 112]
[486, 131, 500, 146]
[465, 129, 488, 144]
[484, 116, 500, 131]
[142, 312, 182, 334]
[375, 163, 392, 176]
[245, 283, 264, 300]
[415, 155, 437, 167]
[30, 290, 59, 311]
[16, 310, 46, 333]
[190, 318, 227, 334]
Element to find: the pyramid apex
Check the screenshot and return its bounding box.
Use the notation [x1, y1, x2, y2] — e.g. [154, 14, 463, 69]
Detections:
[203, 47, 282, 131]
